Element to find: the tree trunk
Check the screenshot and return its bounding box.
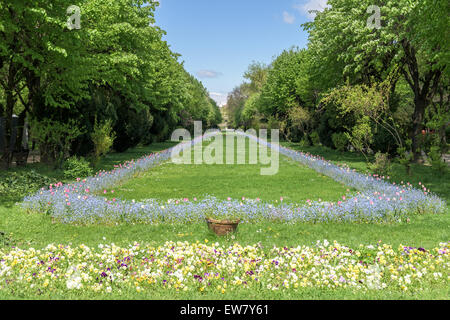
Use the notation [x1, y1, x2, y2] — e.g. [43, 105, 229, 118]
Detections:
[401, 40, 443, 163]
[0, 89, 16, 170]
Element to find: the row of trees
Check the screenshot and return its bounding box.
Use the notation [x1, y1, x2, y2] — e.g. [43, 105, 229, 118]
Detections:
[225, 0, 448, 166]
[0, 0, 221, 169]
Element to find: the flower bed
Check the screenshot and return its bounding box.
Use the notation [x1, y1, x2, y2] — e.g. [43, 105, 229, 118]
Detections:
[0, 241, 448, 295]
[22, 132, 446, 225]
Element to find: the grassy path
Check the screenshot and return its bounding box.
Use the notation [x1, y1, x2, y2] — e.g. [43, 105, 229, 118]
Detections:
[109, 135, 353, 203]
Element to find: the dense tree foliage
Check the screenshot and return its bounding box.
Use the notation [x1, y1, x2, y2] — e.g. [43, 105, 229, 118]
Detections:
[225, 0, 448, 165]
[0, 1, 221, 169]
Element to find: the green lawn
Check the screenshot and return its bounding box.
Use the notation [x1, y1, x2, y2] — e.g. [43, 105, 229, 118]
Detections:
[108, 136, 353, 203]
[0, 137, 449, 300]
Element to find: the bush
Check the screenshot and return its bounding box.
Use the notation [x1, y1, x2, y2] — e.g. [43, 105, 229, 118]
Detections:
[30, 118, 85, 168]
[428, 146, 447, 173]
[299, 136, 311, 147]
[91, 119, 116, 167]
[0, 170, 55, 201]
[396, 144, 413, 176]
[331, 132, 348, 152]
[309, 131, 321, 146]
[368, 152, 392, 176]
[63, 156, 93, 180]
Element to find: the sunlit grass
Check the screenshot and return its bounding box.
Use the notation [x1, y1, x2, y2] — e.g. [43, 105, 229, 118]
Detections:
[0, 137, 448, 299]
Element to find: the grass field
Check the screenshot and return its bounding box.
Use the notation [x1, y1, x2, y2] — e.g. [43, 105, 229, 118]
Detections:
[0, 136, 448, 299]
[108, 136, 353, 203]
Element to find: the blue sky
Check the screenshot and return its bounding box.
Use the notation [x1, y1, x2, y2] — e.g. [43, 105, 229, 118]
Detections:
[154, 0, 328, 106]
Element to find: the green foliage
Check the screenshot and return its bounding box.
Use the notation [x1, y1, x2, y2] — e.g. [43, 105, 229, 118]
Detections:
[0, 170, 54, 201]
[63, 156, 93, 180]
[368, 152, 392, 176]
[397, 140, 414, 176]
[30, 119, 85, 168]
[259, 48, 311, 117]
[91, 119, 116, 166]
[331, 132, 348, 152]
[299, 136, 311, 148]
[243, 62, 269, 95]
[309, 131, 321, 146]
[428, 146, 447, 173]
[241, 93, 261, 129]
[288, 106, 311, 136]
[0, 0, 219, 161]
[303, 0, 447, 158]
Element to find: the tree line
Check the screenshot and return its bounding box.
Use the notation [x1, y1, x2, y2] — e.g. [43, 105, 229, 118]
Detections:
[0, 0, 222, 169]
[225, 0, 448, 169]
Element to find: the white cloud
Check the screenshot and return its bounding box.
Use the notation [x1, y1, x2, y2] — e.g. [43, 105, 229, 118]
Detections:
[282, 11, 296, 24]
[209, 92, 228, 107]
[196, 70, 223, 79]
[294, 0, 329, 19]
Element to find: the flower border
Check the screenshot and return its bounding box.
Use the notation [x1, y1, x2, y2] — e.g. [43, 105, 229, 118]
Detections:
[22, 131, 446, 225]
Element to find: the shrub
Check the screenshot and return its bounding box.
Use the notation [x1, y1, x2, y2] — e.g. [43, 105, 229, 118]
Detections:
[309, 131, 321, 146]
[369, 152, 392, 176]
[30, 118, 85, 168]
[396, 140, 413, 176]
[91, 119, 116, 167]
[0, 170, 55, 202]
[331, 132, 348, 152]
[299, 135, 311, 147]
[428, 146, 447, 173]
[63, 156, 93, 180]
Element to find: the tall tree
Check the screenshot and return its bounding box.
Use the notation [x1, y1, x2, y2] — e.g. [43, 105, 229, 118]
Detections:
[303, 0, 448, 161]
